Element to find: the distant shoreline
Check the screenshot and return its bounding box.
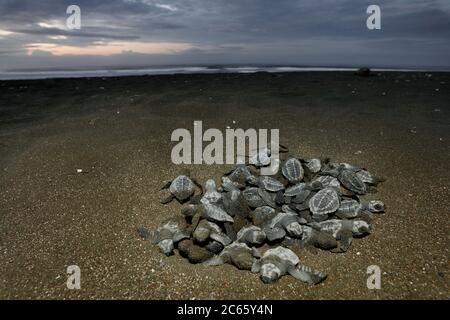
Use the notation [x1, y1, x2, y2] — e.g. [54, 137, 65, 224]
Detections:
[1, 66, 449, 81]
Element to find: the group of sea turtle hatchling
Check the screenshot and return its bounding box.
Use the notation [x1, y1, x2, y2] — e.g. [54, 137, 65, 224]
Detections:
[138, 146, 386, 285]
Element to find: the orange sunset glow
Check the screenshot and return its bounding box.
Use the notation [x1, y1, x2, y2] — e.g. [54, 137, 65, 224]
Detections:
[25, 41, 195, 56]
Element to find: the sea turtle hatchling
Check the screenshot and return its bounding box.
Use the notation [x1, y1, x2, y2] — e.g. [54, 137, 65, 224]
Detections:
[251, 247, 327, 284]
[282, 158, 304, 183]
[242, 187, 266, 208]
[284, 183, 312, 204]
[318, 219, 371, 252]
[193, 219, 232, 246]
[247, 144, 289, 167]
[320, 165, 368, 195]
[248, 147, 271, 167]
[203, 242, 261, 270]
[293, 226, 338, 251]
[258, 188, 278, 208]
[200, 179, 222, 205]
[161, 169, 203, 204]
[309, 187, 340, 216]
[265, 211, 304, 238]
[284, 183, 311, 197]
[237, 225, 266, 246]
[256, 176, 285, 192]
[225, 164, 254, 185]
[147, 222, 190, 256]
[222, 189, 250, 217]
[202, 204, 234, 223]
[313, 175, 341, 189]
[305, 159, 321, 173]
[339, 163, 384, 185]
[251, 206, 277, 227]
[220, 176, 240, 192]
[264, 226, 287, 242]
[339, 169, 368, 195]
[336, 199, 385, 219]
[318, 219, 372, 238]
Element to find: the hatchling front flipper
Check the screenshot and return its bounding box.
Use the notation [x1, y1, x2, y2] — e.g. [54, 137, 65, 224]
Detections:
[336, 229, 353, 252]
[161, 180, 173, 190]
[191, 177, 204, 195]
[160, 193, 175, 204]
[288, 264, 327, 285]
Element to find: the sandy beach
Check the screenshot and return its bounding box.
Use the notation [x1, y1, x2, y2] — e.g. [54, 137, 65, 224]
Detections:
[0, 71, 448, 299]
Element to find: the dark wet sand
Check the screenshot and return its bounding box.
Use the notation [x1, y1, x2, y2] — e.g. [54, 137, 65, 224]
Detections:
[0, 72, 448, 299]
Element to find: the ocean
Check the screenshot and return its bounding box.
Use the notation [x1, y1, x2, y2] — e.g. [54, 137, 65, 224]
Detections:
[0, 65, 436, 81]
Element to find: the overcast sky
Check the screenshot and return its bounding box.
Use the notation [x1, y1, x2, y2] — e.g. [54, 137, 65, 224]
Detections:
[0, 0, 449, 71]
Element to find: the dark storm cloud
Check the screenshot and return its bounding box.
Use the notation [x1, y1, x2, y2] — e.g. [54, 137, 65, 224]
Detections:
[9, 26, 140, 40]
[0, 0, 449, 70]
